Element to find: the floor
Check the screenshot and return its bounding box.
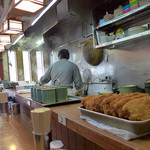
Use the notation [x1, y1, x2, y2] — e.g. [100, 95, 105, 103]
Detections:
[0, 113, 34, 150]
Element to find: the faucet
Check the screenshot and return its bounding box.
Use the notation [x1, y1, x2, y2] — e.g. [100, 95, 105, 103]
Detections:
[53, 78, 60, 85]
[92, 77, 101, 82]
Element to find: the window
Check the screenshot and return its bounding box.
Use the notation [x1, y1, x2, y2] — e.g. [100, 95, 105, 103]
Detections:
[36, 51, 44, 80]
[8, 50, 17, 82]
[22, 51, 32, 83]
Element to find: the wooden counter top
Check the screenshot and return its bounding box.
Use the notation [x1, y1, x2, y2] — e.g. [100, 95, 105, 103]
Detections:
[5, 89, 150, 150]
[50, 104, 150, 150]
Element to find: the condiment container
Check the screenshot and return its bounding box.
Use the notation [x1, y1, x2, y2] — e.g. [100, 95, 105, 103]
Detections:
[33, 87, 37, 100]
[114, 5, 123, 18]
[41, 88, 56, 104]
[55, 86, 68, 102]
[31, 87, 34, 99]
[50, 140, 64, 150]
[0, 102, 9, 115]
[127, 26, 147, 35]
[12, 103, 20, 114]
[36, 88, 42, 103]
[119, 85, 136, 93]
[99, 36, 114, 44]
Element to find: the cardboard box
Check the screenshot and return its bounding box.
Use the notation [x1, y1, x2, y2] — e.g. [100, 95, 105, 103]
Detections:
[123, 4, 130, 11]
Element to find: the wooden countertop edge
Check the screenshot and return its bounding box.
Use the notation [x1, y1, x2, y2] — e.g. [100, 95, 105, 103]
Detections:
[51, 110, 142, 150]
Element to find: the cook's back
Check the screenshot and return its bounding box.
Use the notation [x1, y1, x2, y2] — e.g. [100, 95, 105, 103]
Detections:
[51, 60, 77, 88]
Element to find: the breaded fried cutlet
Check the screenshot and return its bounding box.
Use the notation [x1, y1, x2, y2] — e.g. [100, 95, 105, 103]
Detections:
[122, 96, 150, 121]
[114, 93, 148, 118]
[81, 95, 95, 107]
[110, 93, 140, 116]
[93, 93, 113, 113]
[101, 94, 120, 115]
[83, 95, 100, 111]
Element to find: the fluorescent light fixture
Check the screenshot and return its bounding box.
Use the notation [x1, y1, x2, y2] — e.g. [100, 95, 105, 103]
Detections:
[14, 0, 44, 13]
[13, 34, 24, 45]
[0, 35, 11, 45]
[31, 0, 57, 26]
[2, 19, 23, 35]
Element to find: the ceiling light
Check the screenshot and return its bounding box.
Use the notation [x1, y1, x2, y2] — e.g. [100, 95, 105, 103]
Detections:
[14, 0, 44, 13]
[2, 19, 23, 35]
[31, 0, 57, 26]
[13, 34, 24, 45]
[0, 45, 5, 52]
[0, 35, 11, 45]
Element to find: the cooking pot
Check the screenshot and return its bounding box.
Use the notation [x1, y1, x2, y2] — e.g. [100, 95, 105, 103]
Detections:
[145, 79, 150, 94]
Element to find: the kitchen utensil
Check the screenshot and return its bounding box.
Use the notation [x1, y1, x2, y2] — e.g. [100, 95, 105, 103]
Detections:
[79, 106, 150, 134]
[31, 108, 51, 150]
[83, 69, 92, 96]
[82, 39, 103, 66]
[33, 133, 50, 150]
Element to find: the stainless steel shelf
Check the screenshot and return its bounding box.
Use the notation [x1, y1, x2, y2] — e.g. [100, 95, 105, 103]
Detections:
[96, 3, 150, 30]
[95, 30, 150, 49]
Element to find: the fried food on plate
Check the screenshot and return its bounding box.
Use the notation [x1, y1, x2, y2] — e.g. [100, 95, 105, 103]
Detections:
[81, 93, 150, 121]
[122, 96, 150, 121]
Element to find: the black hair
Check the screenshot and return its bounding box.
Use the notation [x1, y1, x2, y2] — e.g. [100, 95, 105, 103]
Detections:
[58, 49, 70, 60]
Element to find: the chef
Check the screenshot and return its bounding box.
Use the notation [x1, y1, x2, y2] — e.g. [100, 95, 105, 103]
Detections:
[39, 49, 83, 97]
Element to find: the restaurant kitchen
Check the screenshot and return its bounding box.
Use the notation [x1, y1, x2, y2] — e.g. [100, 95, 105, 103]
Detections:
[0, 0, 150, 150]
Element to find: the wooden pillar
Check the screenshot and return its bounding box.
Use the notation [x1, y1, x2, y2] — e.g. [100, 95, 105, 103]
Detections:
[43, 51, 50, 72]
[2, 51, 9, 81]
[0, 52, 4, 80]
[16, 50, 24, 81]
[30, 51, 38, 82]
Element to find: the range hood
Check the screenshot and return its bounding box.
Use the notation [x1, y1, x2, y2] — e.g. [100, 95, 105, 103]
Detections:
[11, 0, 96, 51]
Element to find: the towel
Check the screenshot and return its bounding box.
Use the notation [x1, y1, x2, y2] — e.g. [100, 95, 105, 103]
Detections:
[80, 116, 150, 140]
[17, 89, 31, 94]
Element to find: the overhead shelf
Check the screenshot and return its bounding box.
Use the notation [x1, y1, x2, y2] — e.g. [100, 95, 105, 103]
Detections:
[95, 30, 150, 49]
[96, 3, 150, 30]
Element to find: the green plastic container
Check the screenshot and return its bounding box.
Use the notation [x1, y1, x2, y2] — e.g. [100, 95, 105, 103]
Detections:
[31, 87, 34, 99]
[36, 88, 42, 103]
[119, 85, 136, 93]
[33, 87, 37, 100]
[145, 79, 150, 94]
[55, 86, 68, 102]
[41, 88, 56, 104]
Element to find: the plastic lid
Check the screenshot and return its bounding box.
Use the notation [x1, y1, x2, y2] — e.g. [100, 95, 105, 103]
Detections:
[50, 140, 64, 149]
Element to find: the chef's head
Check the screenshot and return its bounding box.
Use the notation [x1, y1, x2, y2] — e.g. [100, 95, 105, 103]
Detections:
[58, 49, 70, 60]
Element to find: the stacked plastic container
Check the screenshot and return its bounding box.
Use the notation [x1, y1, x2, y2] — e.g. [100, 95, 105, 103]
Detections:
[31, 85, 68, 105]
